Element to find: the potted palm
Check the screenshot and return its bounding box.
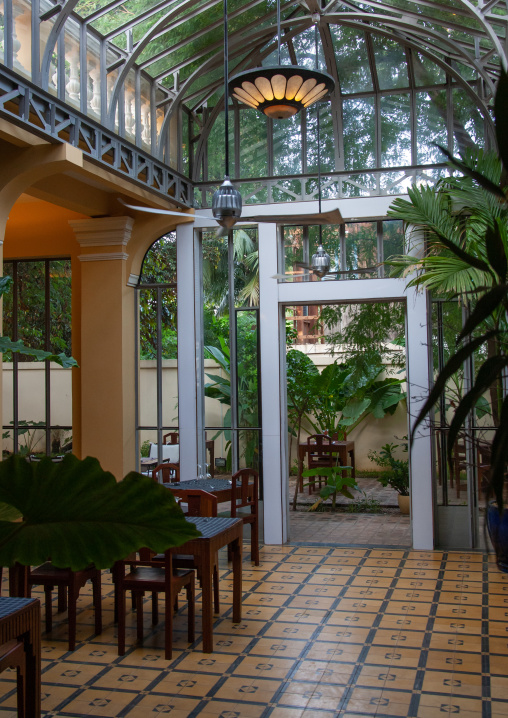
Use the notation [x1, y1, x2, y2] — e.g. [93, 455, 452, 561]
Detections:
[368, 440, 410, 514]
[387, 71, 508, 568]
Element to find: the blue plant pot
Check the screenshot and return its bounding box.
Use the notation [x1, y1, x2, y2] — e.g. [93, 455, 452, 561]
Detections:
[487, 502, 508, 573]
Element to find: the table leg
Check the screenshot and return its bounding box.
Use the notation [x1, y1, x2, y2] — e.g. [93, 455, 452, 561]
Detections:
[231, 534, 243, 624]
[26, 604, 41, 717]
[298, 448, 304, 493]
[200, 551, 213, 653]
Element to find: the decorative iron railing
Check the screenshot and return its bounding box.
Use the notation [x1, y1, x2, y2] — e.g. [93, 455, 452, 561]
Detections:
[0, 66, 193, 208]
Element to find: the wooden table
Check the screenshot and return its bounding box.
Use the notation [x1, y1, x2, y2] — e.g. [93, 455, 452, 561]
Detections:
[0, 597, 41, 717]
[165, 478, 240, 504]
[298, 440, 356, 492]
[173, 516, 243, 653]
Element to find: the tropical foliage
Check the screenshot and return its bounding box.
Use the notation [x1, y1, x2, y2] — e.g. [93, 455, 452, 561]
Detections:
[369, 440, 409, 496]
[0, 454, 199, 571]
[387, 70, 508, 514]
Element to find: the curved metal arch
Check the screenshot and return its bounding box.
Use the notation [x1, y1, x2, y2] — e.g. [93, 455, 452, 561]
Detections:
[40, 0, 82, 90]
[323, 12, 498, 97]
[327, 0, 507, 68]
[185, 14, 496, 175]
[106, 0, 220, 126]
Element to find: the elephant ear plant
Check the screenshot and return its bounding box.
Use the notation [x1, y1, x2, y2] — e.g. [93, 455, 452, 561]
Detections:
[0, 454, 200, 571]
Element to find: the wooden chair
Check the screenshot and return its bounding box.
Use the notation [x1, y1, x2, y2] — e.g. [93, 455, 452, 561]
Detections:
[163, 432, 179, 445]
[113, 550, 194, 660]
[231, 468, 260, 566]
[152, 462, 180, 483]
[27, 563, 102, 651]
[306, 434, 335, 493]
[0, 639, 26, 717]
[167, 489, 221, 615]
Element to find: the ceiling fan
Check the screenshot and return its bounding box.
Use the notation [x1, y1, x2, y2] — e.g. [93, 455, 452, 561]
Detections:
[117, 196, 343, 236]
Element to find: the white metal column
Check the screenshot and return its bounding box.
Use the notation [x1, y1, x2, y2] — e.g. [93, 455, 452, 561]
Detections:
[259, 222, 287, 544]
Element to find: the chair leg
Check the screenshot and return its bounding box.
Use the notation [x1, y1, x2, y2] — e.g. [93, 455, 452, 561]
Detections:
[57, 585, 67, 613]
[251, 519, 260, 566]
[16, 661, 26, 718]
[92, 572, 102, 636]
[213, 565, 220, 614]
[68, 581, 78, 651]
[117, 588, 126, 656]
[187, 580, 195, 643]
[135, 593, 144, 643]
[44, 585, 53, 633]
[165, 588, 173, 661]
[151, 592, 158, 625]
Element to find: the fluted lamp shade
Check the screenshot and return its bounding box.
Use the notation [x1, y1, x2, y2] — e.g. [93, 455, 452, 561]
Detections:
[229, 66, 335, 120]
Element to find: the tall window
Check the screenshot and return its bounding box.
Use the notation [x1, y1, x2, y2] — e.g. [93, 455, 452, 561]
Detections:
[135, 233, 178, 463]
[2, 258, 72, 456]
[202, 227, 261, 477]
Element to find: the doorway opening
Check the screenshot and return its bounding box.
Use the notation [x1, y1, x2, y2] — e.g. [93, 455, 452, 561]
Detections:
[285, 299, 411, 548]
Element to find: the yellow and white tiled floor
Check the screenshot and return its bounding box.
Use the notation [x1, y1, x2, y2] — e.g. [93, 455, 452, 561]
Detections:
[0, 545, 507, 717]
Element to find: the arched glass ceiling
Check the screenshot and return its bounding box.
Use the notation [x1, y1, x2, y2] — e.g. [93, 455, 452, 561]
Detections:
[2, 0, 505, 198]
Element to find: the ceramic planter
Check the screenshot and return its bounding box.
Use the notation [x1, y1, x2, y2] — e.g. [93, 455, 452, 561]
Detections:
[398, 494, 410, 515]
[487, 502, 508, 573]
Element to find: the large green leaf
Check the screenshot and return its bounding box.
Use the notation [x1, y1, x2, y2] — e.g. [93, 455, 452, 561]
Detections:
[457, 285, 508, 343]
[0, 455, 200, 570]
[0, 337, 78, 368]
[0, 276, 13, 297]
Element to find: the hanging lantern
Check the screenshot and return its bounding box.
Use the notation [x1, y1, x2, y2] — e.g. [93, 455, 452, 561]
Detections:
[212, 177, 242, 228]
[228, 66, 334, 120]
[311, 244, 331, 278]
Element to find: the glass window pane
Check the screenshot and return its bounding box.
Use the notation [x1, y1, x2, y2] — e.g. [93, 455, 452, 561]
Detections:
[452, 89, 485, 154]
[237, 429, 261, 471]
[343, 97, 375, 170]
[306, 102, 334, 173]
[236, 310, 259, 429]
[139, 287, 158, 362]
[413, 52, 446, 86]
[207, 110, 235, 181]
[331, 26, 373, 94]
[372, 35, 409, 90]
[416, 90, 448, 164]
[233, 228, 258, 309]
[49, 259, 72, 355]
[139, 234, 177, 285]
[345, 222, 378, 277]
[273, 114, 302, 176]
[382, 220, 404, 262]
[283, 226, 306, 280]
[240, 108, 267, 178]
[380, 93, 411, 167]
[292, 26, 326, 71]
[17, 261, 45, 358]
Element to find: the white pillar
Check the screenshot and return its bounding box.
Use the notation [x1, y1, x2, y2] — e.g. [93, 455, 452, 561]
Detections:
[176, 222, 200, 481]
[258, 223, 287, 544]
[406, 287, 434, 549]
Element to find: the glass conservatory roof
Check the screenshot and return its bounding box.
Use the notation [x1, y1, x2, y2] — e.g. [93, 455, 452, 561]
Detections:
[71, 0, 506, 113]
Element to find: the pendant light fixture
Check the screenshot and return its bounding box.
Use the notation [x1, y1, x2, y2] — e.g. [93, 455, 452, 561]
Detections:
[212, 0, 242, 230]
[229, 2, 334, 120]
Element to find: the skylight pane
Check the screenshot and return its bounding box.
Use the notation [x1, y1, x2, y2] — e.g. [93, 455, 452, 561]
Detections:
[416, 90, 448, 164]
[343, 97, 375, 170]
[380, 93, 411, 167]
[371, 35, 408, 90]
[331, 25, 373, 94]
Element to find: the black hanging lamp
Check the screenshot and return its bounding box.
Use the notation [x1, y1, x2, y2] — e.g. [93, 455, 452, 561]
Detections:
[229, 2, 334, 120]
[212, 0, 242, 229]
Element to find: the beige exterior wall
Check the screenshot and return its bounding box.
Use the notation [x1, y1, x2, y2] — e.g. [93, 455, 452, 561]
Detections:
[9, 348, 408, 471]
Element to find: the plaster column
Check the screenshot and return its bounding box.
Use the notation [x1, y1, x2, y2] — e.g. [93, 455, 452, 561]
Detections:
[258, 223, 286, 545]
[69, 217, 135, 480]
[406, 287, 434, 549]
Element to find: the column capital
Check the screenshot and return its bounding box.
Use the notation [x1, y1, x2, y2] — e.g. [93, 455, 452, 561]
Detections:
[69, 216, 134, 247]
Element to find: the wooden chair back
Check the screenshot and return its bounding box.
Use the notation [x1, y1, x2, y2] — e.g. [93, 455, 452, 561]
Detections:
[170, 488, 217, 517]
[231, 468, 260, 565]
[163, 432, 179, 445]
[152, 462, 180, 483]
